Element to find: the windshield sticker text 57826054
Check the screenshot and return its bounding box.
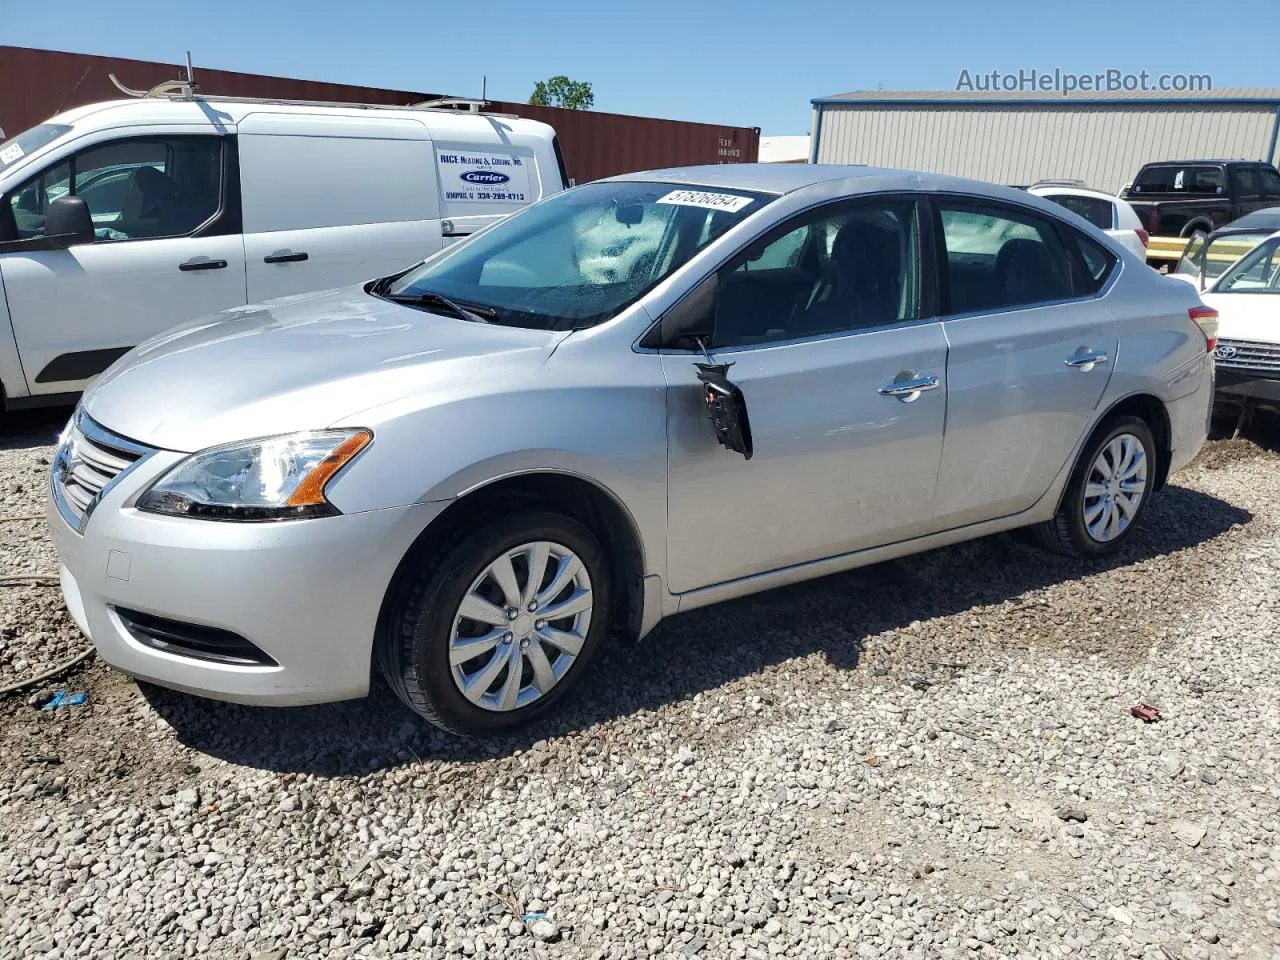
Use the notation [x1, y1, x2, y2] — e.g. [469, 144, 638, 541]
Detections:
[437, 149, 533, 203]
[656, 189, 753, 213]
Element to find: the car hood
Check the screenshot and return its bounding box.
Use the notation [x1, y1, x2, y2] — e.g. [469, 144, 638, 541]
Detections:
[83, 286, 567, 452]
[1202, 291, 1280, 344]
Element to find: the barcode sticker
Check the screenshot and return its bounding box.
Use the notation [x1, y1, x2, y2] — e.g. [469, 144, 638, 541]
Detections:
[656, 189, 753, 213]
[0, 142, 25, 165]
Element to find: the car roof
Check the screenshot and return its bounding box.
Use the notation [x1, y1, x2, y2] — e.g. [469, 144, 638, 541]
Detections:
[602, 163, 1041, 201]
[1140, 159, 1258, 166]
[1209, 207, 1280, 238]
[1028, 184, 1116, 202]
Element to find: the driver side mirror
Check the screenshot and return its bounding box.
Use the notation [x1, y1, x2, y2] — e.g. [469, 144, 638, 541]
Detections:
[44, 196, 94, 248]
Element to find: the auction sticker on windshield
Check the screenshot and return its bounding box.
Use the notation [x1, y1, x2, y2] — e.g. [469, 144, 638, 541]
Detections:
[437, 148, 533, 203]
[657, 189, 754, 212]
[0, 142, 24, 165]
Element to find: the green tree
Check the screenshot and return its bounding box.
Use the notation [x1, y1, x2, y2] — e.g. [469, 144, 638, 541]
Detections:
[529, 76, 595, 110]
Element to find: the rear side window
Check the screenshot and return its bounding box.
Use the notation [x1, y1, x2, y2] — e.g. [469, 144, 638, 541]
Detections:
[1042, 193, 1114, 230]
[239, 134, 438, 232]
[1068, 231, 1117, 295]
[938, 202, 1073, 313]
[1132, 165, 1225, 195]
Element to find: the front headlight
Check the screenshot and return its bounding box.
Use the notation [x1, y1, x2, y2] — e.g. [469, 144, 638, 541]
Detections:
[137, 429, 371, 521]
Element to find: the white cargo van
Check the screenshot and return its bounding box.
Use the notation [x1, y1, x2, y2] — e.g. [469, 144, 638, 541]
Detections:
[0, 93, 567, 407]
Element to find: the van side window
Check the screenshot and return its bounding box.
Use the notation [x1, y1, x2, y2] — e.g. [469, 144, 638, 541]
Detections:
[711, 199, 920, 348]
[6, 137, 222, 242]
[938, 202, 1073, 313]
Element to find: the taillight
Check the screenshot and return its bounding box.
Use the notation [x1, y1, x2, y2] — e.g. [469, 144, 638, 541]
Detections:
[1149, 208, 1161, 233]
[1137, 228, 1150, 248]
[1189, 305, 1218, 351]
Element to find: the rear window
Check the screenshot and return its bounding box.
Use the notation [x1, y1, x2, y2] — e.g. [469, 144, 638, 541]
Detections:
[0, 123, 73, 173]
[1042, 193, 1115, 230]
[1132, 165, 1225, 195]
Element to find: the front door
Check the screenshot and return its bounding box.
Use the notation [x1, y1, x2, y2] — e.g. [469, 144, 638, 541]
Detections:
[0, 135, 246, 394]
[931, 197, 1119, 528]
[663, 196, 948, 594]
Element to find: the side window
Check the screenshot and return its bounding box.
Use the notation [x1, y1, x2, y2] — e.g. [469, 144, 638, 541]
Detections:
[1068, 231, 1118, 295]
[4, 137, 222, 242]
[1234, 166, 1260, 200]
[1260, 166, 1280, 199]
[711, 199, 920, 348]
[938, 202, 1074, 313]
[7, 160, 70, 239]
[1043, 193, 1114, 230]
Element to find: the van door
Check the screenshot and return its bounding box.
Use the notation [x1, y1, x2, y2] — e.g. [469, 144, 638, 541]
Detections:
[0, 135, 245, 395]
[238, 114, 441, 302]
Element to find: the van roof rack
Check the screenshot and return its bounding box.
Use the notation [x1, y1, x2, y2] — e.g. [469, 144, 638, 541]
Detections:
[107, 52, 513, 118]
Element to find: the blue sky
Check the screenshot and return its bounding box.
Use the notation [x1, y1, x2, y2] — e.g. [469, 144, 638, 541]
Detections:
[5, 0, 1277, 134]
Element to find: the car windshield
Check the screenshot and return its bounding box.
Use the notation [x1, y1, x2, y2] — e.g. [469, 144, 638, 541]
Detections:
[383, 181, 772, 330]
[1174, 231, 1274, 280]
[0, 123, 73, 173]
[1214, 237, 1280, 294]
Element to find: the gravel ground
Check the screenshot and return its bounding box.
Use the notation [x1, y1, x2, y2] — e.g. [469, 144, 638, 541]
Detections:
[2, 405, 1280, 960]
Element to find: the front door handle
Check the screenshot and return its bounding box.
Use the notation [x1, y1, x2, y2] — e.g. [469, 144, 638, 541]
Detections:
[878, 374, 940, 402]
[179, 258, 228, 271]
[264, 250, 309, 264]
[1064, 349, 1109, 369]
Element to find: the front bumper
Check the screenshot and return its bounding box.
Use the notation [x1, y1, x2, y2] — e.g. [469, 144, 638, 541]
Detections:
[1214, 367, 1280, 404]
[49, 449, 447, 706]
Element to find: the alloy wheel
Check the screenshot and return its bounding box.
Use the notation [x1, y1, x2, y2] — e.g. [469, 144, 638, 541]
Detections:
[448, 541, 593, 712]
[1082, 433, 1148, 543]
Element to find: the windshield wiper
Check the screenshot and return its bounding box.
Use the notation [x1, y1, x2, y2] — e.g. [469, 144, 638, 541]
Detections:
[383, 290, 496, 324]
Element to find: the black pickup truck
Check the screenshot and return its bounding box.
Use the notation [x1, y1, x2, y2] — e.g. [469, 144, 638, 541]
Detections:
[1119, 160, 1280, 237]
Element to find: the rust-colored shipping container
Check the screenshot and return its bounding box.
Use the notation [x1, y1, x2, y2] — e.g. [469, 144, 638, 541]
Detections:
[0, 46, 758, 183]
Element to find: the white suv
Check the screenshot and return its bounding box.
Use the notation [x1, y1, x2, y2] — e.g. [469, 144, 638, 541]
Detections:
[1027, 180, 1149, 261]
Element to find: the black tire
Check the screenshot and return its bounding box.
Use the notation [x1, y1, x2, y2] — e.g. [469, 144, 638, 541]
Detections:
[377, 510, 611, 735]
[1032, 415, 1157, 558]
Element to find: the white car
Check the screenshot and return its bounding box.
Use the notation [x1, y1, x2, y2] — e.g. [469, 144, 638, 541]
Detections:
[1201, 230, 1280, 408]
[0, 89, 567, 411]
[1027, 181, 1149, 261]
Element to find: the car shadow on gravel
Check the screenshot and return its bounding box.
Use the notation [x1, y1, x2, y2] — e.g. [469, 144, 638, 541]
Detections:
[143, 482, 1251, 776]
[1, 405, 72, 451]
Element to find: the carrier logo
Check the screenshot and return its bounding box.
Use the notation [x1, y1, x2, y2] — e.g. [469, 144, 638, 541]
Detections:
[460, 170, 511, 185]
[1214, 344, 1237, 360]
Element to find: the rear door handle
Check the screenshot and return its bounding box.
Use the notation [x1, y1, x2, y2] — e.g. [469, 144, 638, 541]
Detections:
[264, 250, 309, 264]
[179, 258, 227, 271]
[1064, 350, 1109, 369]
[878, 374, 940, 402]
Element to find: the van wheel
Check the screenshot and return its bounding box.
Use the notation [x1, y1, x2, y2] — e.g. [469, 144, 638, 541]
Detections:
[1033, 415, 1156, 558]
[378, 510, 610, 735]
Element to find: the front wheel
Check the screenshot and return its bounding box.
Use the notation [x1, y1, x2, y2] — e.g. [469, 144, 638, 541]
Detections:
[378, 511, 611, 735]
[1033, 415, 1156, 558]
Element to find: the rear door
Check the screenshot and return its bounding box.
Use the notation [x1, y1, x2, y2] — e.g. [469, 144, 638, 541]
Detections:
[932, 197, 1118, 528]
[239, 114, 440, 302]
[0, 133, 245, 395]
[663, 195, 949, 593]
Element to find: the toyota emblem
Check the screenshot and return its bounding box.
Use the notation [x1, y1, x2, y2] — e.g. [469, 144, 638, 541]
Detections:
[1214, 344, 1237, 361]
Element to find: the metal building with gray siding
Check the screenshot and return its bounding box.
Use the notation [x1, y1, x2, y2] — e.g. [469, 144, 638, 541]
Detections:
[810, 89, 1280, 193]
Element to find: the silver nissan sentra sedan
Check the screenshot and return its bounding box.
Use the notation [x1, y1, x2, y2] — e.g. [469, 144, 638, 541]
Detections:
[49, 164, 1216, 734]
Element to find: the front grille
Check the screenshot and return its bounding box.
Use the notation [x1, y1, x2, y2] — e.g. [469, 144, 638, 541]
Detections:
[1215, 339, 1280, 372]
[52, 413, 154, 531]
[116, 608, 278, 667]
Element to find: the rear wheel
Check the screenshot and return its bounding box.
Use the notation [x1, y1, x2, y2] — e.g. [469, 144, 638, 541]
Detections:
[1033, 415, 1156, 558]
[378, 510, 611, 735]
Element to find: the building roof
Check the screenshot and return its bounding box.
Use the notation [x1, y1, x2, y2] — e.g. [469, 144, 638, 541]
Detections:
[814, 88, 1280, 106]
